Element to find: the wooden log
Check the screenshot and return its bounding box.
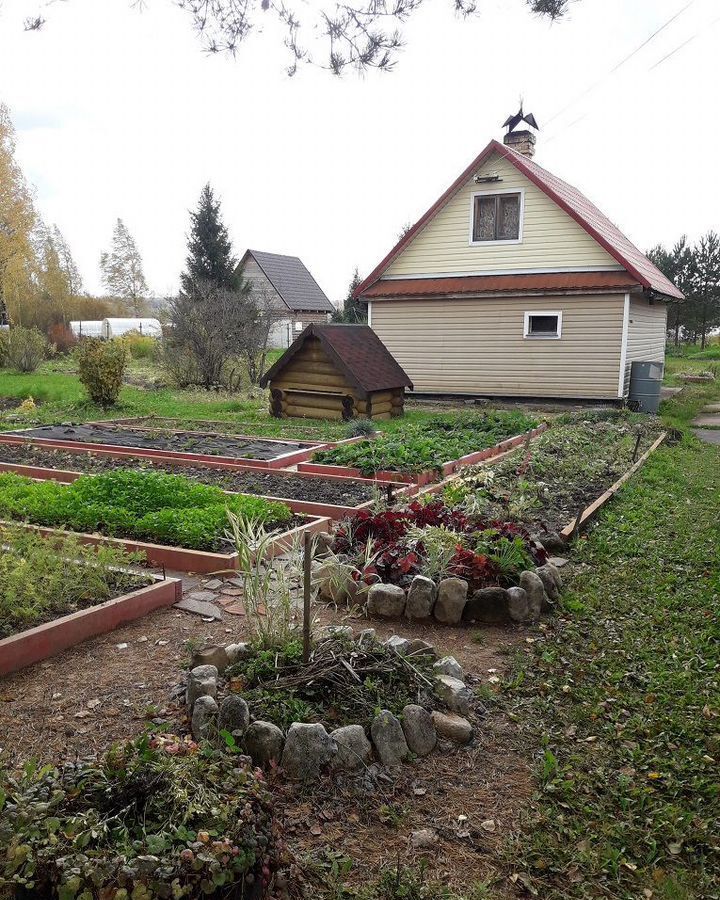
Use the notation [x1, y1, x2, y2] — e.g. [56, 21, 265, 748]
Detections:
[285, 404, 344, 420]
[274, 372, 350, 389]
[284, 392, 345, 411]
[283, 362, 341, 378]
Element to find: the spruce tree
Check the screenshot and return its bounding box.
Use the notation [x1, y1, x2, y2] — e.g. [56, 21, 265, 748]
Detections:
[333, 267, 366, 323]
[181, 184, 240, 295]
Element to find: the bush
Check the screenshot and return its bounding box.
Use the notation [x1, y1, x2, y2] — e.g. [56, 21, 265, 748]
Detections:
[0, 736, 277, 899]
[75, 338, 128, 406]
[4, 326, 48, 372]
[0, 469, 293, 551]
[47, 322, 77, 354]
[124, 330, 160, 360]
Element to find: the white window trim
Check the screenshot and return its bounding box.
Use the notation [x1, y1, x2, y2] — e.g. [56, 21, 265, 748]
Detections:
[367, 301, 372, 328]
[469, 188, 525, 246]
[524, 310, 563, 340]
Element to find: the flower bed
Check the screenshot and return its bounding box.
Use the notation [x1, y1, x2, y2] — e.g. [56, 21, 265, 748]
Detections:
[443, 411, 665, 537]
[302, 411, 543, 483]
[3, 421, 329, 468]
[0, 469, 292, 552]
[0, 441, 413, 520]
[0, 736, 278, 898]
[0, 526, 182, 674]
[184, 630, 480, 781]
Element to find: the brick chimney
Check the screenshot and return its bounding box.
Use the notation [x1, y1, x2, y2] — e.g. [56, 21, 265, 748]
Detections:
[503, 129, 536, 158]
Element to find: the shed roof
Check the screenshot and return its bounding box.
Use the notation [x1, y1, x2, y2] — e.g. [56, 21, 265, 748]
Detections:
[241, 250, 335, 313]
[259, 323, 413, 397]
[355, 139, 683, 301]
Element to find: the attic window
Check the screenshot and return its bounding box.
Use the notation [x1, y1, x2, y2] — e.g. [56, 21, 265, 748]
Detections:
[524, 311, 562, 339]
[471, 191, 523, 244]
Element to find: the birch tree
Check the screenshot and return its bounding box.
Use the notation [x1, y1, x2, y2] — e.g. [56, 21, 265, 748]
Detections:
[100, 218, 149, 315]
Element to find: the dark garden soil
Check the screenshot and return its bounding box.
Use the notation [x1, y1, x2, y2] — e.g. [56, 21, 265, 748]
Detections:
[0, 573, 538, 895]
[6, 423, 314, 460]
[0, 442, 378, 506]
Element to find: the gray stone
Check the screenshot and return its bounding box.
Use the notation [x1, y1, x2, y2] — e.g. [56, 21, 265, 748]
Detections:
[433, 578, 468, 624]
[535, 563, 560, 610]
[281, 723, 337, 780]
[434, 675, 473, 716]
[401, 705, 436, 757]
[405, 639, 437, 659]
[405, 575, 436, 620]
[313, 531, 335, 558]
[385, 635, 411, 655]
[507, 586, 533, 624]
[135, 855, 160, 876]
[431, 711, 473, 744]
[174, 598, 223, 620]
[535, 531, 566, 554]
[244, 720, 284, 767]
[317, 625, 354, 641]
[433, 656, 464, 681]
[357, 628, 377, 646]
[462, 587, 510, 624]
[548, 556, 569, 569]
[225, 642, 251, 665]
[410, 829, 438, 849]
[371, 709, 409, 766]
[191, 695, 218, 741]
[191, 645, 229, 672]
[367, 583, 406, 618]
[186, 665, 218, 710]
[314, 561, 358, 605]
[203, 579, 223, 590]
[519, 570, 546, 618]
[218, 695, 250, 736]
[330, 724, 373, 771]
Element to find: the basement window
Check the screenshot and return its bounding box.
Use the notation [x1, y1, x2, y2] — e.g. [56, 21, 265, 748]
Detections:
[470, 190, 523, 243]
[524, 311, 562, 339]
[294, 321, 303, 331]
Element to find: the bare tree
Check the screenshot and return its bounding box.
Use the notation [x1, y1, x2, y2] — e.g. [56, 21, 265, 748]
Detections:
[243, 283, 280, 385]
[100, 218, 149, 315]
[25, 0, 575, 74]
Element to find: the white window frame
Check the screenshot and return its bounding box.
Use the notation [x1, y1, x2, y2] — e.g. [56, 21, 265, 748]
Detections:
[469, 188, 525, 246]
[294, 320, 304, 332]
[523, 310, 563, 340]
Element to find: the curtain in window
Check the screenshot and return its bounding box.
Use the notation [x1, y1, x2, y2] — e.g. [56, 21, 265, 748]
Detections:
[498, 195, 520, 240]
[473, 196, 496, 242]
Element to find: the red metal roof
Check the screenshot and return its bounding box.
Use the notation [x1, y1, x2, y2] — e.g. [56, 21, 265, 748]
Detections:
[259, 323, 413, 396]
[362, 271, 642, 298]
[355, 139, 683, 301]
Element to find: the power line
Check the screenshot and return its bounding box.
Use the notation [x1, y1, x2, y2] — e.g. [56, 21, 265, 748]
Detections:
[649, 13, 720, 70]
[543, 0, 696, 129]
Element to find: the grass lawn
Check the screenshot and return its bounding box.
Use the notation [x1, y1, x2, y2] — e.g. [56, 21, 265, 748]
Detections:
[499, 382, 720, 898]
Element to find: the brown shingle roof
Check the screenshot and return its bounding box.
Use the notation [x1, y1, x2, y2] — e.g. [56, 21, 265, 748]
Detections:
[362, 271, 641, 298]
[259, 324, 413, 397]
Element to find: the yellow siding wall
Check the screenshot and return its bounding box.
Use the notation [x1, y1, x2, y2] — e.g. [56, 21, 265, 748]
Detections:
[384, 151, 621, 277]
[370, 295, 625, 399]
[623, 297, 668, 395]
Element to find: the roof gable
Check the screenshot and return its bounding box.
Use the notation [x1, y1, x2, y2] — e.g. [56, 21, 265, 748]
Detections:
[356, 140, 683, 301]
[241, 250, 335, 313]
[260, 323, 413, 397]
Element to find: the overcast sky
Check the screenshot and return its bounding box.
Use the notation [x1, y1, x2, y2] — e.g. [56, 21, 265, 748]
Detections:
[0, 0, 718, 305]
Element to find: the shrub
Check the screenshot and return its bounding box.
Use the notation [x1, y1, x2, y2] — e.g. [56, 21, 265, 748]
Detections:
[124, 330, 160, 360]
[47, 322, 77, 354]
[345, 417, 377, 438]
[4, 325, 48, 372]
[0, 469, 293, 551]
[75, 338, 128, 406]
[0, 525, 148, 638]
[0, 736, 277, 899]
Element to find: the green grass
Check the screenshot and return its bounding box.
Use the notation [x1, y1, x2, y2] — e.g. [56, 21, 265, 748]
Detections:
[499, 383, 720, 898]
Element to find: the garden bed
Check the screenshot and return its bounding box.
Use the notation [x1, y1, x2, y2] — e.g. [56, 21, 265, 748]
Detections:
[300, 412, 544, 483]
[443, 411, 665, 536]
[0, 526, 182, 675]
[0, 468, 329, 573]
[3, 422, 329, 468]
[0, 441, 414, 519]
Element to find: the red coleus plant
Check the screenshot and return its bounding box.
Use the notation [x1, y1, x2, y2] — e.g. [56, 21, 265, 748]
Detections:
[446, 547, 500, 592]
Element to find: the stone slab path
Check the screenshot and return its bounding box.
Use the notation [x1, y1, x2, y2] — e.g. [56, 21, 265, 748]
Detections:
[692, 404, 720, 444]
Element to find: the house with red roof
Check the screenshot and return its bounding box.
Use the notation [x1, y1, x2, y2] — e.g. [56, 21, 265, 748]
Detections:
[354, 122, 682, 401]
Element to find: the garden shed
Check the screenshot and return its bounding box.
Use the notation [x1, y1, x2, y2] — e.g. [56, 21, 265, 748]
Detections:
[260, 323, 413, 420]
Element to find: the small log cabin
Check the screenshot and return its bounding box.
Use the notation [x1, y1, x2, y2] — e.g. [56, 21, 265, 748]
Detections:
[259, 323, 413, 420]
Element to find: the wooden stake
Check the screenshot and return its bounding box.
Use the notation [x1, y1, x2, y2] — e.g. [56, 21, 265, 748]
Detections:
[303, 531, 312, 664]
[386, 483, 395, 505]
[632, 433, 642, 462]
[571, 503, 585, 541]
